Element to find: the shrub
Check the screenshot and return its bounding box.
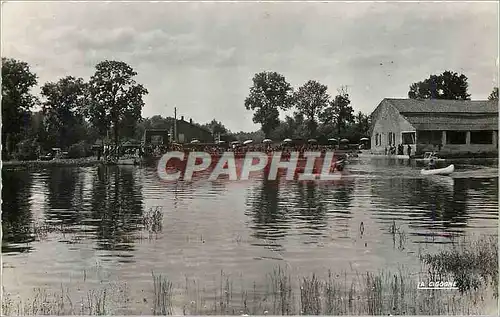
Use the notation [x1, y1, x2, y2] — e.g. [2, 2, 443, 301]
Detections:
[68, 141, 89, 158]
[13, 138, 39, 160]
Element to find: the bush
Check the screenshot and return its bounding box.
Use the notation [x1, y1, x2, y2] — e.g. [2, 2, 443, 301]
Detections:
[13, 139, 39, 161]
[68, 141, 89, 158]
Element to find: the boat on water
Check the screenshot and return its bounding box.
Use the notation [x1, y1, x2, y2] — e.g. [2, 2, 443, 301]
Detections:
[420, 164, 455, 176]
[415, 152, 446, 162]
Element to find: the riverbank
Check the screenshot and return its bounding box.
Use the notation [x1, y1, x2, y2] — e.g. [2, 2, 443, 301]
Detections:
[359, 151, 498, 162]
[2, 157, 103, 168]
[2, 151, 498, 169]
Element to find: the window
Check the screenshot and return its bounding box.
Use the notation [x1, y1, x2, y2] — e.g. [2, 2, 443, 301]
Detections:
[417, 131, 442, 144]
[446, 131, 466, 144]
[388, 132, 392, 145]
[402, 132, 416, 144]
[470, 131, 493, 144]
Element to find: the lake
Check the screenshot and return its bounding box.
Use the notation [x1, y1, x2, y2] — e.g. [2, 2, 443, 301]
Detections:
[2, 157, 498, 314]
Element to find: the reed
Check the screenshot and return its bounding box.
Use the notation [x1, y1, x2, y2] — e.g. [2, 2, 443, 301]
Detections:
[3, 236, 497, 315]
[152, 272, 173, 315]
[421, 235, 498, 297]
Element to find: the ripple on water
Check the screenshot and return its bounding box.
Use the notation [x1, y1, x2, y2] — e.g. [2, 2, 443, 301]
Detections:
[1, 160, 497, 311]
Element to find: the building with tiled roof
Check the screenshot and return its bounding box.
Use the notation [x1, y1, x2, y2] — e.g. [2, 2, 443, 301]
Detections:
[370, 98, 498, 155]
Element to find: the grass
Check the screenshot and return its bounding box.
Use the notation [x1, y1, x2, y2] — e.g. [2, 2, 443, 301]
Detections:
[3, 235, 497, 315]
[420, 235, 498, 297]
[152, 272, 173, 315]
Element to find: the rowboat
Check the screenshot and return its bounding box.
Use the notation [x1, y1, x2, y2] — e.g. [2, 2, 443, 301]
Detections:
[420, 164, 454, 176]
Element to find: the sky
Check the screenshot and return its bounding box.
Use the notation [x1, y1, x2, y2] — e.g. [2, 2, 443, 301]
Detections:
[2, 1, 498, 132]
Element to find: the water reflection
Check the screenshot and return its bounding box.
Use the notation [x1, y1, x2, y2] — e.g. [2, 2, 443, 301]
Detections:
[89, 165, 144, 254]
[45, 168, 83, 226]
[327, 180, 355, 213]
[1, 161, 498, 262]
[293, 182, 328, 236]
[2, 169, 34, 253]
[245, 178, 289, 252]
[370, 175, 499, 238]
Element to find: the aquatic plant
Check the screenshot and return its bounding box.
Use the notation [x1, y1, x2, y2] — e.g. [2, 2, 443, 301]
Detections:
[421, 235, 498, 297]
[3, 236, 497, 315]
[152, 272, 173, 315]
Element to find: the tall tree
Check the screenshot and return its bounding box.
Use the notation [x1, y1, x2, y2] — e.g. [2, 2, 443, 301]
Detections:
[488, 87, 498, 101]
[41, 76, 87, 149]
[86, 60, 148, 145]
[408, 70, 471, 100]
[320, 86, 354, 136]
[293, 80, 330, 138]
[244, 71, 294, 137]
[1, 58, 38, 158]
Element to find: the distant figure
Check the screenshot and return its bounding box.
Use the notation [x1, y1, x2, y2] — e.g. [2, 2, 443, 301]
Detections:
[428, 158, 436, 170]
[407, 145, 411, 157]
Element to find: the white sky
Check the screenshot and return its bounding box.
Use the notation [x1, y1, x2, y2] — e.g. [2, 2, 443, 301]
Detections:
[2, 1, 498, 132]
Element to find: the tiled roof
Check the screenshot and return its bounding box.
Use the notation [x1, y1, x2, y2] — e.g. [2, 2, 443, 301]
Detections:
[384, 98, 498, 114]
[403, 113, 498, 131]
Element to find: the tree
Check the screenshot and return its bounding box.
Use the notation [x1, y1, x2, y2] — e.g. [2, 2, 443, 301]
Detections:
[86, 60, 148, 146]
[1, 58, 38, 158]
[244, 71, 294, 137]
[320, 86, 354, 136]
[488, 87, 498, 101]
[41, 76, 87, 149]
[408, 70, 471, 100]
[293, 80, 330, 138]
[355, 111, 371, 138]
[201, 119, 228, 136]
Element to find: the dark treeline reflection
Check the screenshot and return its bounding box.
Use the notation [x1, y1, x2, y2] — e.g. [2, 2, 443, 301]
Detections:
[245, 178, 356, 249]
[2, 169, 34, 253]
[292, 182, 329, 234]
[90, 165, 144, 253]
[45, 168, 84, 225]
[245, 179, 290, 251]
[327, 180, 355, 213]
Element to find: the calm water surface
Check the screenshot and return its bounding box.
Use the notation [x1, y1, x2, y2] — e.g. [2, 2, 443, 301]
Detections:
[2, 158, 498, 313]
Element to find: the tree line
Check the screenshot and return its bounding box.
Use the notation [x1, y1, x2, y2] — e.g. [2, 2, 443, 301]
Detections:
[243, 72, 366, 142]
[2, 58, 149, 160]
[2, 56, 498, 160]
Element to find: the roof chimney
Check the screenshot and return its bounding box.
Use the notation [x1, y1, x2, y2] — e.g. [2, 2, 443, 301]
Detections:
[181, 116, 184, 121]
[189, 118, 192, 124]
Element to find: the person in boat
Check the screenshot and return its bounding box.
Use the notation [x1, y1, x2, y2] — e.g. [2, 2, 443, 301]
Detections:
[428, 158, 436, 170]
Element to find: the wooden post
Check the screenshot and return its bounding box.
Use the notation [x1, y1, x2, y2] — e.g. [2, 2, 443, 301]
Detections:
[174, 107, 177, 142]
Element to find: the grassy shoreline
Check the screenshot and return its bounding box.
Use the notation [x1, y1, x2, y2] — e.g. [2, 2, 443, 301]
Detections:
[2, 236, 497, 315]
[2, 158, 104, 168]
